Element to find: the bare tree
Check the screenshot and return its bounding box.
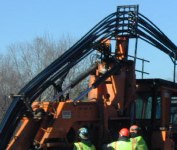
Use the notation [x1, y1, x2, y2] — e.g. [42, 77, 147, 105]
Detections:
[0, 54, 20, 120]
[0, 34, 76, 119]
[0, 34, 95, 120]
[8, 35, 74, 86]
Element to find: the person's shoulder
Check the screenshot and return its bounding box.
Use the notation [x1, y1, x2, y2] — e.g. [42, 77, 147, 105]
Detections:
[73, 142, 78, 145]
[136, 135, 144, 140]
[117, 140, 128, 144]
[91, 144, 96, 150]
[73, 142, 79, 150]
[136, 136, 147, 145]
[107, 141, 118, 147]
[74, 142, 81, 144]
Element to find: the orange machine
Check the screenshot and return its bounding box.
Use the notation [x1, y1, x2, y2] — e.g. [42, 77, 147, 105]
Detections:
[0, 5, 177, 150]
[7, 37, 135, 149]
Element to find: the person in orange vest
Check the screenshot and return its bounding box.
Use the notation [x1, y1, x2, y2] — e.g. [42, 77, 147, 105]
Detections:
[73, 127, 96, 150]
[129, 125, 148, 150]
[106, 128, 132, 150]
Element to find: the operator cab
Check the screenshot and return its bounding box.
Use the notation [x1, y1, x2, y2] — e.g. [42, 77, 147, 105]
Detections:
[135, 78, 177, 150]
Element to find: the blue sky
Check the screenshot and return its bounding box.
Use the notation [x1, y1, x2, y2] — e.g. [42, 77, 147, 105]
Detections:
[1, 0, 177, 80]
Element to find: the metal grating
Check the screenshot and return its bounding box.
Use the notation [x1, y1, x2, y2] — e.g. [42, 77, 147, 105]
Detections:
[117, 5, 139, 37]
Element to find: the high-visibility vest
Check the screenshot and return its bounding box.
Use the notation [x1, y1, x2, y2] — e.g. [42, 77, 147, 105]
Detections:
[130, 136, 148, 150]
[109, 140, 132, 150]
[74, 142, 96, 150]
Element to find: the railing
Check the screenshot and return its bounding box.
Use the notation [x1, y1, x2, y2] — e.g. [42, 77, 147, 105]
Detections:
[128, 55, 150, 79]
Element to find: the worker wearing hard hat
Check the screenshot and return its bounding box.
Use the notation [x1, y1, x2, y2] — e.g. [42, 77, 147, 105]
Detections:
[106, 128, 132, 150]
[129, 125, 148, 150]
[73, 127, 96, 150]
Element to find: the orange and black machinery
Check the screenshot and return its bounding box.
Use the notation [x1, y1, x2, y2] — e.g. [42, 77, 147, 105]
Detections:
[0, 5, 177, 150]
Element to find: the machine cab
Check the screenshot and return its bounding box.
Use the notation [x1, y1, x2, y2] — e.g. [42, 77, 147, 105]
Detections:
[135, 79, 177, 150]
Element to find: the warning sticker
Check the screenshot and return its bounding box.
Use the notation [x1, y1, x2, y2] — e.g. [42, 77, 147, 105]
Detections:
[62, 110, 71, 119]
